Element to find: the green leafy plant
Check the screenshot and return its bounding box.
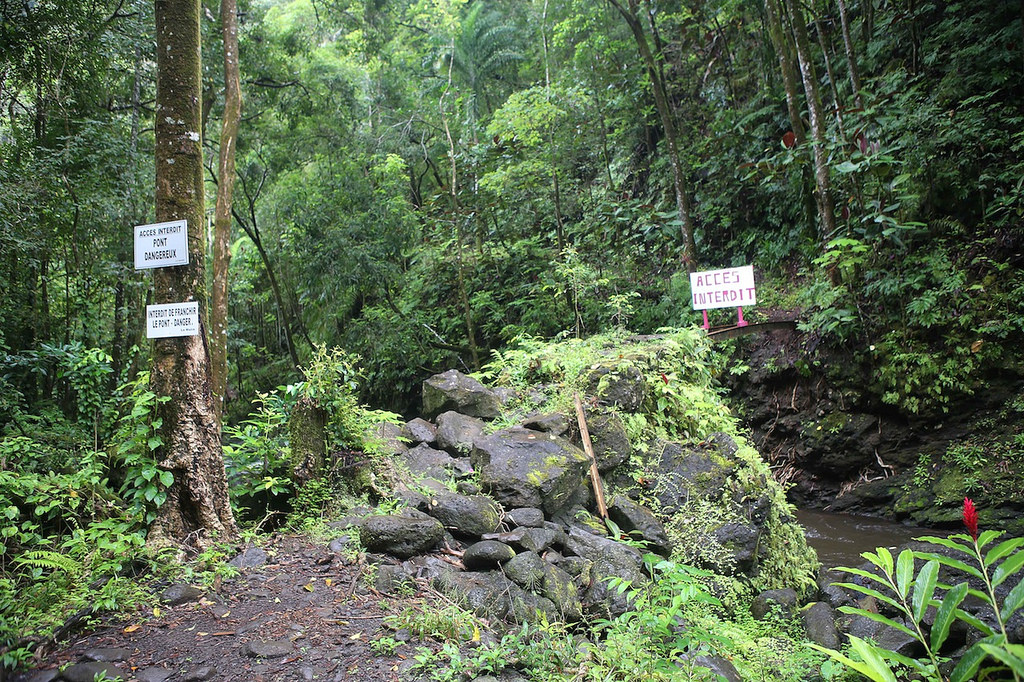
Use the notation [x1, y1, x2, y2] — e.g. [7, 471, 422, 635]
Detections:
[384, 601, 481, 642]
[110, 373, 172, 524]
[589, 555, 732, 681]
[813, 498, 1024, 682]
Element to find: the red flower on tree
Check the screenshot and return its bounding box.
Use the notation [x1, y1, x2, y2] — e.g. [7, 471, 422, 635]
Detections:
[963, 497, 979, 540]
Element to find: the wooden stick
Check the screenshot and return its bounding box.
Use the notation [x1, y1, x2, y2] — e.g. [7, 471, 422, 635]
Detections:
[574, 393, 608, 519]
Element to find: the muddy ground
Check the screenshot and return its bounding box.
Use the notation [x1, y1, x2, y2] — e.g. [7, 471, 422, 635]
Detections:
[9, 535, 458, 682]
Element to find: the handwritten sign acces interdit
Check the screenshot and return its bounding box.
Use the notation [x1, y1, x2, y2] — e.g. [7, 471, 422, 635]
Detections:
[689, 265, 756, 311]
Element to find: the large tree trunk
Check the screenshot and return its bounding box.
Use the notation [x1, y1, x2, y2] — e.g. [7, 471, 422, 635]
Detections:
[606, 0, 698, 271]
[784, 0, 838, 249]
[150, 0, 237, 551]
[211, 0, 243, 422]
[766, 0, 806, 140]
[836, 0, 863, 108]
[766, 0, 818, 237]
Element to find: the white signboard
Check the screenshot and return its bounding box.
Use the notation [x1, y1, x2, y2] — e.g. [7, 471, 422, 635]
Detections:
[147, 302, 200, 338]
[690, 265, 756, 310]
[134, 220, 189, 270]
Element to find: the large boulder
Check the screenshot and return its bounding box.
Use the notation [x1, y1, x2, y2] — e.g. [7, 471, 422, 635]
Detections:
[471, 427, 590, 516]
[425, 491, 502, 538]
[522, 413, 570, 437]
[402, 417, 438, 445]
[435, 411, 487, 456]
[607, 495, 672, 556]
[541, 562, 582, 621]
[358, 510, 444, 559]
[504, 551, 546, 590]
[431, 568, 514, 620]
[651, 440, 734, 513]
[584, 409, 632, 472]
[802, 602, 841, 649]
[463, 540, 516, 569]
[586, 362, 649, 412]
[423, 370, 501, 420]
[400, 444, 457, 482]
[712, 521, 766, 576]
[565, 526, 645, 617]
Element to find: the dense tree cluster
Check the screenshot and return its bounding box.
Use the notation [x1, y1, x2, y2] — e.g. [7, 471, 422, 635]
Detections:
[2, 0, 1022, 417]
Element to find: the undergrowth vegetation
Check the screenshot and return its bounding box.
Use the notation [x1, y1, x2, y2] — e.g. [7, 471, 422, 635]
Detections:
[0, 345, 397, 669]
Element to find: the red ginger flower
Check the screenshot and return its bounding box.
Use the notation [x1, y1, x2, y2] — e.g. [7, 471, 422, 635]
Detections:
[963, 497, 979, 540]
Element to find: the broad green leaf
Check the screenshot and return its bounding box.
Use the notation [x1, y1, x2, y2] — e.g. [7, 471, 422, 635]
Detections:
[912, 560, 938, 623]
[976, 530, 1002, 551]
[915, 536, 974, 555]
[931, 582, 969, 650]
[992, 550, 1024, 588]
[950, 638, 1000, 682]
[834, 583, 905, 613]
[896, 549, 915, 599]
[912, 551, 984, 580]
[837, 606, 917, 639]
[837, 566, 896, 589]
[966, 586, 992, 604]
[848, 635, 898, 682]
[159, 470, 174, 487]
[1001, 577, 1024, 622]
[977, 642, 1024, 676]
[148, 436, 162, 451]
[954, 609, 996, 636]
[877, 647, 929, 673]
[870, 547, 895, 577]
[986, 537, 1024, 566]
[808, 640, 895, 682]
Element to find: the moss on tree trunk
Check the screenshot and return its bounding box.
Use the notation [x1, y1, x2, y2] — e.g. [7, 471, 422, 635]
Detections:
[289, 397, 327, 486]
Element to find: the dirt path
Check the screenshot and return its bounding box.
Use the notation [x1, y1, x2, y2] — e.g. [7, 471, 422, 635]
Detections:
[11, 535, 441, 682]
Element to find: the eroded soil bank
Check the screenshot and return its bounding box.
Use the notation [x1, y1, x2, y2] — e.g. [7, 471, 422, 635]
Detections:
[727, 326, 1024, 535]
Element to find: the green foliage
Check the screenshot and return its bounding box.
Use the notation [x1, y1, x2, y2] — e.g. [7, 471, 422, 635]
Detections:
[109, 373, 172, 524]
[224, 347, 402, 523]
[589, 555, 729, 681]
[292, 345, 402, 457]
[223, 389, 295, 519]
[813, 530, 1024, 682]
[384, 601, 482, 643]
[407, 619, 579, 682]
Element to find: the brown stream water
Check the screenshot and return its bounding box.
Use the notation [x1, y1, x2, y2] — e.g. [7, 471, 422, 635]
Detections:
[795, 509, 941, 568]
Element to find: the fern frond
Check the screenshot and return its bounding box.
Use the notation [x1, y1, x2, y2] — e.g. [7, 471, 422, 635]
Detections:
[13, 550, 82, 575]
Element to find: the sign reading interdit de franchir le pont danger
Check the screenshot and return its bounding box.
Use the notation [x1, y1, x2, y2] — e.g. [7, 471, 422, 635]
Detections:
[146, 302, 200, 339]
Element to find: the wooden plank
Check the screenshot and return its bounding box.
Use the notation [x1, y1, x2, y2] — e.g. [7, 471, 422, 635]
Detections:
[574, 393, 608, 519]
[707, 320, 797, 340]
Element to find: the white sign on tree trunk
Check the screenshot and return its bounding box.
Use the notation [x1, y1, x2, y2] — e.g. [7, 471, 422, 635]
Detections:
[689, 265, 756, 310]
[134, 220, 189, 270]
[147, 302, 200, 338]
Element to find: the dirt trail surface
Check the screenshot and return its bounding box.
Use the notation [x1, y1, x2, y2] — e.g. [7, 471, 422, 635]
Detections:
[11, 535, 440, 682]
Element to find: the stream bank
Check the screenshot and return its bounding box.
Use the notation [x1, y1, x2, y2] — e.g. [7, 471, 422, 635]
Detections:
[727, 326, 1024, 536]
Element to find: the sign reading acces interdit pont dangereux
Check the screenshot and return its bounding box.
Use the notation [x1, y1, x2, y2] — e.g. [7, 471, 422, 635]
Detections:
[134, 220, 189, 270]
[146, 302, 200, 339]
[689, 265, 756, 310]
